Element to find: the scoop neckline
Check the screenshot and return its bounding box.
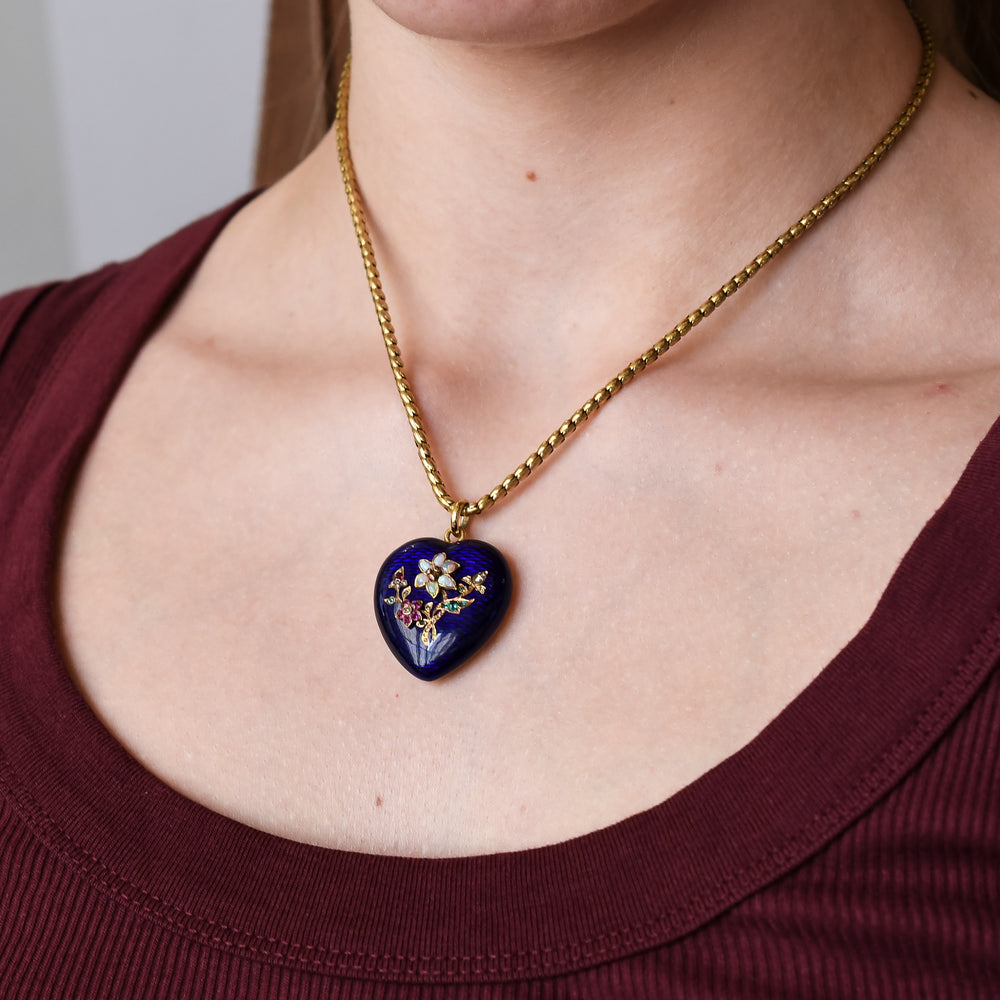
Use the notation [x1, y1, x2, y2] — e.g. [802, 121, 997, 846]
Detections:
[2, 198, 999, 985]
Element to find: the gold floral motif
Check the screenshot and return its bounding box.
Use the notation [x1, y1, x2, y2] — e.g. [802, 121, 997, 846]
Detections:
[384, 558, 489, 648]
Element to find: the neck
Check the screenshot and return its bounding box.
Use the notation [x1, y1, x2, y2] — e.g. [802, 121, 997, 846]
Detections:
[309, 0, 923, 363]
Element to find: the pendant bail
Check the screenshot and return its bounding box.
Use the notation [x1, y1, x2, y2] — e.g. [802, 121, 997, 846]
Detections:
[445, 501, 472, 543]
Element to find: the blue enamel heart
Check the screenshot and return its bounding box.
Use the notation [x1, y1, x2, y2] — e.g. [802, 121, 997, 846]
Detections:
[374, 538, 512, 681]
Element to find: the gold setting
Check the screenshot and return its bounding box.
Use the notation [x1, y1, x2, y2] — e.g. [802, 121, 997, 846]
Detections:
[385, 562, 490, 649]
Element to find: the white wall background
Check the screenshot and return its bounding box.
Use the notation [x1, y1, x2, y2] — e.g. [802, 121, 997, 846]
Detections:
[1, 0, 270, 295]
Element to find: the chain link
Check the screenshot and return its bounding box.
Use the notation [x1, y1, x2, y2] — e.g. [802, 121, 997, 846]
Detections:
[336, 20, 934, 524]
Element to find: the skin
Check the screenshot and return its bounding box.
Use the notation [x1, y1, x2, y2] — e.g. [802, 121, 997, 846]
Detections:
[57, 0, 1000, 857]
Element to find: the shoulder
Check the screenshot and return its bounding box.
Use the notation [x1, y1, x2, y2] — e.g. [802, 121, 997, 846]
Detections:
[0, 196, 256, 431]
[0, 268, 124, 443]
[0, 268, 119, 362]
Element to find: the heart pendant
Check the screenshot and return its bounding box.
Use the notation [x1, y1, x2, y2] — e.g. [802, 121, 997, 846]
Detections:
[374, 538, 512, 681]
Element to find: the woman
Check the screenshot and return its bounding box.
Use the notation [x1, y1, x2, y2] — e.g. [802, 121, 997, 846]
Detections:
[1, 0, 997, 995]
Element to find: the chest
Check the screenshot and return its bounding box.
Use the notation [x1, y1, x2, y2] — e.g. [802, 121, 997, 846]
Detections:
[54, 336, 999, 856]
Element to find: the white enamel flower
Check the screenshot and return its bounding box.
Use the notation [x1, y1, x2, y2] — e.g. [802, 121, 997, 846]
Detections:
[414, 551, 459, 598]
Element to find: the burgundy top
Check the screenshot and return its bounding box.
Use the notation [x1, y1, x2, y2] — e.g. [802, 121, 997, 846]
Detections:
[0, 202, 998, 998]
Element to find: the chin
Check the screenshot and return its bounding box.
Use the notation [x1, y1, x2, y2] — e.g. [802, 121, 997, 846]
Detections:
[368, 0, 666, 46]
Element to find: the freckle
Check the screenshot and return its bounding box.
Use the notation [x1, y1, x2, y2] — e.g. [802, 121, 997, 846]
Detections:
[375, 795, 383, 807]
[525, 170, 537, 182]
[851, 509, 861, 520]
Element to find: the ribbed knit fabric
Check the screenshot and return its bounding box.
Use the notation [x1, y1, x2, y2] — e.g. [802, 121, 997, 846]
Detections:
[1, 200, 997, 998]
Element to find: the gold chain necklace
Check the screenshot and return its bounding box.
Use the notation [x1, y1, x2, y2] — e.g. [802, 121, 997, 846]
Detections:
[338, 22, 935, 681]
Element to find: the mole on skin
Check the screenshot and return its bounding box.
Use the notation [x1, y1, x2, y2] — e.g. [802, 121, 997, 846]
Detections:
[525, 171, 537, 182]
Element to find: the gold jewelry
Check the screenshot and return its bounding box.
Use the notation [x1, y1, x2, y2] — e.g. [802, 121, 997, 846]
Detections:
[340, 22, 935, 681]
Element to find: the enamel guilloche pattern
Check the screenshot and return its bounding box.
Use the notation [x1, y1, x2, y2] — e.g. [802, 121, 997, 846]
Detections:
[374, 538, 512, 681]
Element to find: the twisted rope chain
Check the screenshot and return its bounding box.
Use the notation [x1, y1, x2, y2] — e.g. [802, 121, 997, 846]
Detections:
[336, 22, 934, 538]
